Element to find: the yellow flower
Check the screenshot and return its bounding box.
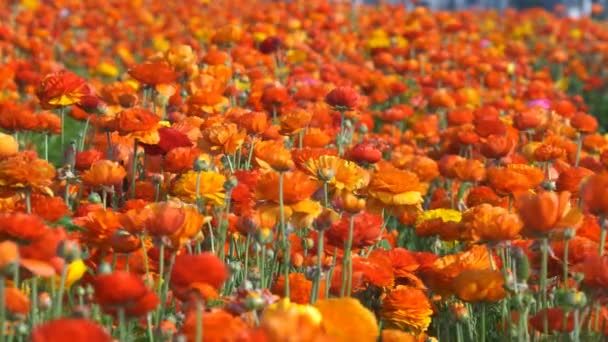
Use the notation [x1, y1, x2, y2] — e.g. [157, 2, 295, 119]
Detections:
[171, 170, 226, 206]
[95, 62, 119, 78]
[53, 260, 87, 288]
[416, 208, 462, 225]
[265, 298, 322, 325]
[302, 155, 369, 193]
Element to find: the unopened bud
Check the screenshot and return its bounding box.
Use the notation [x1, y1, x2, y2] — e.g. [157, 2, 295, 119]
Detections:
[88, 192, 102, 204]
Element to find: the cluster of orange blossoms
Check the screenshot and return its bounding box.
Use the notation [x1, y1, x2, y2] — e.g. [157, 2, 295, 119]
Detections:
[4, 0, 608, 341]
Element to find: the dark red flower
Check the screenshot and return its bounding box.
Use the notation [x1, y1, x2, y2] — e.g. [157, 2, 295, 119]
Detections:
[325, 86, 359, 110]
[141, 127, 192, 156]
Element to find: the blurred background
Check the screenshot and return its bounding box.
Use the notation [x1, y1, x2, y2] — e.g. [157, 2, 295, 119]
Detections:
[361, 0, 601, 17]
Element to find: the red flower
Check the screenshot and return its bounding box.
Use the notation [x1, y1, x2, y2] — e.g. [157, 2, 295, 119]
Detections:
[128, 61, 178, 86]
[141, 127, 192, 156]
[92, 271, 148, 308]
[170, 253, 228, 301]
[0, 213, 47, 242]
[325, 86, 360, 110]
[326, 212, 383, 249]
[31, 319, 112, 342]
[36, 71, 91, 110]
[347, 142, 383, 164]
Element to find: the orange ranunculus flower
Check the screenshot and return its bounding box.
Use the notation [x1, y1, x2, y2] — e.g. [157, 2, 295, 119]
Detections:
[421, 245, 493, 296]
[171, 170, 226, 206]
[367, 165, 427, 207]
[452, 269, 506, 302]
[572, 253, 608, 288]
[36, 70, 90, 109]
[35, 111, 62, 135]
[5, 286, 30, 318]
[260, 299, 327, 342]
[81, 160, 127, 188]
[0, 152, 55, 193]
[74, 209, 121, 249]
[460, 204, 523, 242]
[170, 252, 228, 301]
[451, 158, 486, 183]
[0, 241, 18, 270]
[314, 298, 379, 341]
[256, 171, 322, 228]
[381, 285, 433, 333]
[273, 272, 323, 304]
[302, 155, 368, 194]
[162, 147, 202, 174]
[581, 172, 608, 216]
[480, 134, 514, 159]
[238, 111, 269, 135]
[165, 44, 196, 72]
[570, 112, 598, 134]
[181, 309, 250, 342]
[279, 108, 312, 136]
[198, 122, 246, 155]
[144, 201, 208, 248]
[112, 107, 160, 143]
[382, 330, 431, 342]
[75, 149, 103, 171]
[14, 193, 69, 222]
[254, 140, 295, 172]
[302, 128, 332, 149]
[99, 82, 138, 107]
[517, 191, 582, 235]
[486, 164, 545, 195]
[31, 319, 112, 342]
[556, 166, 593, 195]
[187, 91, 229, 116]
[128, 61, 178, 86]
[0, 132, 18, 159]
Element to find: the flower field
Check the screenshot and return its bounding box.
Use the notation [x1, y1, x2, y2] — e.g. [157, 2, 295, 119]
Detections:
[3, 0, 608, 341]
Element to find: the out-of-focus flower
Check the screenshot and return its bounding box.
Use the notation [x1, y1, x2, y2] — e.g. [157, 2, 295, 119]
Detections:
[381, 285, 433, 333]
[452, 269, 506, 302]
[31, 319, 112, 342]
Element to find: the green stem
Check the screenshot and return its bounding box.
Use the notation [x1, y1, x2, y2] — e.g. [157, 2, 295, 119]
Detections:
[29, 277, 38, 331]
[564, 239, 570, 288]
[60, 107, 66, 147]
[130, 139, 139, 199]
[24, 188, 31, 214]
[53, 265, 68, 318]
[80, 115, 90, 151]
[311, 230, 324, 303]
[480, 304, 487, 342]
[118, 307, 127, 342]
[278, 172, 286, 242]
[540, 237, 549, 334]
[243, 235, 251, 283]
[574, 133, 583, 167]
[341, 214, 356, 297]
[0, 277, 5, 338]
[44, 133, 49, 161]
